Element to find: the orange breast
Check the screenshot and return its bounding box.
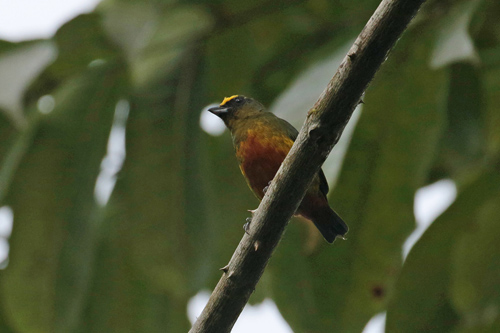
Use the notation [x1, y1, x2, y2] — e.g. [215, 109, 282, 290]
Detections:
[236, 131, 293, 199]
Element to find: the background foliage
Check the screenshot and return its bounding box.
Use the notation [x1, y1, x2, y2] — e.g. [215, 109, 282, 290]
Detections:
[1, 0, 499, 332]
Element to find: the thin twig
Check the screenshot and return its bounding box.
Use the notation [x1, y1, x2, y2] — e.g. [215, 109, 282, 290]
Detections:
[190, 0, 426, 332]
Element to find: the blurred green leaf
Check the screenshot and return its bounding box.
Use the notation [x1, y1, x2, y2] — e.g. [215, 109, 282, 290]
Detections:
[271, 28, 446, 332]
[80, 224, 191, 333]
[0, 61, 125, 333]
[25, 13, 121, 107]
[430, 0, 480, 68]
[451, 186, 500, 331]
[102, 2, 212, 88]
[386, 167, 500, 332]
[100, 1, 160, 59]
[0, 302, 14, 333]
[483, 65, 500, 156]
[431, 62, 486, 182]
[0, 111, 39, 205]
[445, 63, 484, 159]
[205, 20, 261, 98]
[0, 41, 56, 127]
[108, 93, 200, 298]
[477, 1, 500, 156]
[53, 14, 119, 77]
[101, 41, 211, 329]
[0, 112, 16, 173]
[472, 0, 500, 65]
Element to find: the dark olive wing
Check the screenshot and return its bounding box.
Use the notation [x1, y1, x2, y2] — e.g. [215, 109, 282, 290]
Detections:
[278, 117, 299, 141]
[278, 116, 330, 196]
[318, 168, 330, 196]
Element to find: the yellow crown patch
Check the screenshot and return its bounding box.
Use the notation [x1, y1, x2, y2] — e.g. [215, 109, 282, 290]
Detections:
[220, 95, 239, 106]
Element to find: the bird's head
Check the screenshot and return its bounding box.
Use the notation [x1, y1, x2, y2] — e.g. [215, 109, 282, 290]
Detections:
[208, 95, 264, 130]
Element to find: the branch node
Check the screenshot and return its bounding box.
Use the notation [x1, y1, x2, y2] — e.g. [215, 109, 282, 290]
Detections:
[309, 126, 321, 141]
[307, 108, 318, 118]
[348, 52, 356, 60]
[254, 241, 261, 252]
[309, 126, 330, 150]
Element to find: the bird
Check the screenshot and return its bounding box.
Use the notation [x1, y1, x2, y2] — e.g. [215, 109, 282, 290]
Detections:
[208, 95, 348, 243]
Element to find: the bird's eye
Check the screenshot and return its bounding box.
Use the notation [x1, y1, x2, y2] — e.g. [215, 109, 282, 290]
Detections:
[234, 98, 243, 104]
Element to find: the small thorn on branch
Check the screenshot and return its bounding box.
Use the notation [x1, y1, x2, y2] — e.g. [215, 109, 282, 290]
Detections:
[220, 264, 229, 273]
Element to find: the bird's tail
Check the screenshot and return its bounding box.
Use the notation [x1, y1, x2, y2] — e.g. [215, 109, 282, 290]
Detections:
[309, 206, 349, 244]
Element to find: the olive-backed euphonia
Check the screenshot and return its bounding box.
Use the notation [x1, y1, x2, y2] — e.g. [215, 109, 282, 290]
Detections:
[208, 95, 348, 243]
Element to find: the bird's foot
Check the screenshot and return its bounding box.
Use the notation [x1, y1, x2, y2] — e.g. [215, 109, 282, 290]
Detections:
[262, 181, 272, 194]
[243, 217, 252, 234]
[243, 209, 257, 234]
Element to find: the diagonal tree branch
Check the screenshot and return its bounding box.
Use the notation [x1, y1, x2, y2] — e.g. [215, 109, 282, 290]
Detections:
[190, 0, 426, 332]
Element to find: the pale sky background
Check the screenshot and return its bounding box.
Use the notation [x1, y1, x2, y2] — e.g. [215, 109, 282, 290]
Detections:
[0, 1, 458, 332]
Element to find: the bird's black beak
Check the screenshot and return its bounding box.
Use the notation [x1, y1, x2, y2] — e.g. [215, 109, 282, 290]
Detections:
[208, 106, 231, 117]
